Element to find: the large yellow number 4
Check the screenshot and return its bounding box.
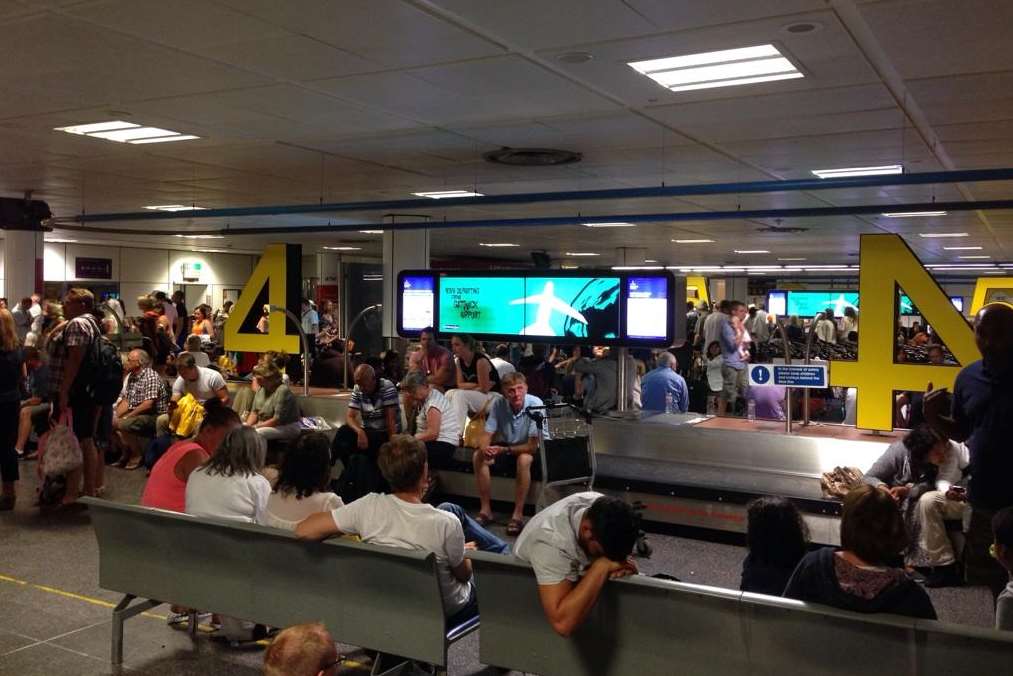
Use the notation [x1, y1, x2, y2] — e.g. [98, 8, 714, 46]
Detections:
[223, 243, 302, 354]
[830, 234, 980, 431]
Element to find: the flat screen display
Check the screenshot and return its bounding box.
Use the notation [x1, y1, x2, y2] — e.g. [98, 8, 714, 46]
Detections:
[899, 293, 964, 315]
[783, 291, 859, 318]
[438, 275, 620, 340]
[767, 290, 787, 317]
[400, 274, 434, 333]
[626, 276, 669, 340]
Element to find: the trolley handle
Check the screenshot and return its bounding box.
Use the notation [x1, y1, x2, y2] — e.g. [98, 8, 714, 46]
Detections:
[525, 402, 593, 425]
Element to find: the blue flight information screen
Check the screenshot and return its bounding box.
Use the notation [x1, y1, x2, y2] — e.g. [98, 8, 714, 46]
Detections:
[400, 274, 434, 332]
[626, 276, 669, 340]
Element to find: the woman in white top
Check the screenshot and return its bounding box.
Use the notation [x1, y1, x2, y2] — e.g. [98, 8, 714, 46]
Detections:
[185, 426, 271, 524]
[402, 371, 462, 468]
[263, 432, 342, 531]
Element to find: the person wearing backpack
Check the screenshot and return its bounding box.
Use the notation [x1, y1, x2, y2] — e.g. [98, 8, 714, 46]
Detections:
[48, 288, 121, 507]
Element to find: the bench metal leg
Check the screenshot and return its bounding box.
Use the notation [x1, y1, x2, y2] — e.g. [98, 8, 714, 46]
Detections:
[111, 594, 162, 666]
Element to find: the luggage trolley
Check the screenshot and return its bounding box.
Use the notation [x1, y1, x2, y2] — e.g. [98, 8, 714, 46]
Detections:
[527, 403, 596, 511]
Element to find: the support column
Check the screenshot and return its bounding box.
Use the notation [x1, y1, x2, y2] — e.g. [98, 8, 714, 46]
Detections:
[382, 219, 430, 338]
[2, 230, 43, 302]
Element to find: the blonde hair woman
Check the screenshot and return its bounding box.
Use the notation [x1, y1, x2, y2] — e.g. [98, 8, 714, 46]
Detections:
[0, 308, 25, 510]
[246, 365, 301, 441]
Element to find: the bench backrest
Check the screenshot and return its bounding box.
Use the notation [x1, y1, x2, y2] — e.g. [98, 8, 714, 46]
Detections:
[469, 552, 1013, 676]
[84, 498, 452, 666]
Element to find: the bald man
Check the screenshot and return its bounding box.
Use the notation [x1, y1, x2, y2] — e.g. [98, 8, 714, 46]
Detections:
[330, 364, 401, 500]
[113, 349, 169, 469]
[925, 303, 1013, 601]
[264, 623, 339, 676]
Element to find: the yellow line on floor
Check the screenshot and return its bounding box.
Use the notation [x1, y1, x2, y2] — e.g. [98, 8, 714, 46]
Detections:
[0, 572, 370, 669]
[0, 572, 165, 620]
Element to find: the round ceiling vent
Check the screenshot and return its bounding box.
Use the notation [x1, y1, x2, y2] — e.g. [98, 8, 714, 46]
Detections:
[556, 51, 593, 64]
[484, 147, 583, 167]
[757, 225, 809, 234]
[781, 21, 823, 35]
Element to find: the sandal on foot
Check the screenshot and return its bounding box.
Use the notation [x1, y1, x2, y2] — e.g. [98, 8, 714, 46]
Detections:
[506, 518, 525, 536]
[474, 512, 494, 527]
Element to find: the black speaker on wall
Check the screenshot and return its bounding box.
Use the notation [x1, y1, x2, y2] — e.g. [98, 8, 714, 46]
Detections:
[0, 197, 51, 229]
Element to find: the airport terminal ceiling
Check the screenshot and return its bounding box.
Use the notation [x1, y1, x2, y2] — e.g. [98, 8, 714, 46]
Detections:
[2, 0, 1013, 271]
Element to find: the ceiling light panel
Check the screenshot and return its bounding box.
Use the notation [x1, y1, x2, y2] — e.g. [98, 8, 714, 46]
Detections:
[918, 232, 968, 238]
[146, 205, 206, 212]
[413, 190, 483, 199]
[629, 44, 803, 93]
[55, 120, 200, 144]
[565, 252, 600, 257]
[882, 211, 948, 218]
[673, 239, 715, 244]
[811, 165, 903, 179]
[734, 250, 770, 254]
[479, 243, 518, 248]
[584, 222, 635, 228]
[943, 246, 982, 251]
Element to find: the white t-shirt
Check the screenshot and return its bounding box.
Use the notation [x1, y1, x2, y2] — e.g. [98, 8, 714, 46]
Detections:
[173, 365, 226, 402]
[161, 301, 178, 332]
[514, 491, 599, 585]
[185, 468, 271, 524]
[330, 493, 471, 615]
[490, 357, 516, 381]
[417, 388, 462, 446]
[263, 491, 343, 531]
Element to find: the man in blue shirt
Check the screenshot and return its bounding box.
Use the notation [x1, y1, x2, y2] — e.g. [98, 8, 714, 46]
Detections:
[473, 371, 547, 536]
[640, 352, 689, 413]
[718, 300, 748, 416]
[925, 303, 1013, 602]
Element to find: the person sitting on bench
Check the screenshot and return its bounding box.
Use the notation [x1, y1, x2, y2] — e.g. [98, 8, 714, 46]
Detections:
[513, 492, 640, 637]
[402, 371, 461, 469]
[330, 364, 400, 499]
[296, 434, 508, 625]
[862, 424, 969, 587]
[264, 622, 339, 676]
[473, 371, 545, 535]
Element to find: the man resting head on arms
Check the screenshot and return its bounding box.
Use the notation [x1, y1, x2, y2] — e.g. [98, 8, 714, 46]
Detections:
[513, 492, 640, 637]
[264, 622, 339, 676]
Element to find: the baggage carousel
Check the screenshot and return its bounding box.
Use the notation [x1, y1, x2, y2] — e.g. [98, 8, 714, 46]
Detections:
[439, 412, 899, 546]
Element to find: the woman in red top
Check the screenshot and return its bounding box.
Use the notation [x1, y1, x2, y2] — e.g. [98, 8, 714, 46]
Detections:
[141, 401, 240, 512]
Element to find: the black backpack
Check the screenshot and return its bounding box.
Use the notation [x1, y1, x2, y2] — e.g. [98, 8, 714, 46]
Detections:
[80, 316, 124, 405]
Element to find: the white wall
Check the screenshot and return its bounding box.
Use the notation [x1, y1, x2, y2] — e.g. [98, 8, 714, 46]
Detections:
[44, 243, 256, 313]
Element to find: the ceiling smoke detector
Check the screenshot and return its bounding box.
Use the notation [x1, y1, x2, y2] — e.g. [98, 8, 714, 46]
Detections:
[781, 21, 823, 35]
[756, 225, 809, 234]
[484, 147, 582, 167]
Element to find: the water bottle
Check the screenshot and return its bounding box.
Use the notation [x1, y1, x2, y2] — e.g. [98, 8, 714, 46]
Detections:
[665, 391, 674, 414]
[747, 399, 756, 422]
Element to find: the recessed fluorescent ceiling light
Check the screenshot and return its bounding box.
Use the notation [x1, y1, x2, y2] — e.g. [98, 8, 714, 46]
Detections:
[882, 211, 948, 218]
[612, 266, 663, 270]
[811, 165, 903, 179]
[145, 205, 206, 212]
[629, 44, 803, 92]
[959, 255, 991, 259]
[918, 232, 968, 238]
[778, 257, 806, 261]
[324, 246, 362, 251]
[412, 190, 483, 199]
[565, 252, 600, 256]
[560, 265, 579, 269]
[174, 234, 223, 239]
[479, 242, 519, 248]
[359, 230, 384, 234]
[644, 259, 658, 263]
[55, 120, 200, 144]
[673, 239, 715, 244]
[943, 246, 982, 251]
[734, 249, 770, 254]
[45, 238, 77, 243]
[584, 222, 635, 228]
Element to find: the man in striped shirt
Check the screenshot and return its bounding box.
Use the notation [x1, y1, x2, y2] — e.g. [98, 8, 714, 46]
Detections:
[330, 364, 401, 497]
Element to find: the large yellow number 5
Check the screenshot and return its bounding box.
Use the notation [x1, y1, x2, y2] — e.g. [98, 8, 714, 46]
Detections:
[830, 234, 980, 431]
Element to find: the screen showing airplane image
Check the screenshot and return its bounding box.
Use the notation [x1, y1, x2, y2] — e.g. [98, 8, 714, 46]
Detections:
[438, 275, 620, 340]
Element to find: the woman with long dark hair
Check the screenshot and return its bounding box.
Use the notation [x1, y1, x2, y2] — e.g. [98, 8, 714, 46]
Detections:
[0, 309, 24, 510]
[740, 496, 809, 595]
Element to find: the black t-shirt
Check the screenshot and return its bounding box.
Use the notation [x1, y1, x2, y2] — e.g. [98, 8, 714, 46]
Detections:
[459, 353, 501, 392]
[953, 359, 1013, 510]
[0, 348, 24, 403]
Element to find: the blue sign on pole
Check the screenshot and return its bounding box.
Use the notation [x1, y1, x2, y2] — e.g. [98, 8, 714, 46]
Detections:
[749, 363, 828, 389]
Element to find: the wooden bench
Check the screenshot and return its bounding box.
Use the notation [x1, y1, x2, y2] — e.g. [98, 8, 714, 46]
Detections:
[83, 498, 478, 673]
[469, 551, 1013, 676]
